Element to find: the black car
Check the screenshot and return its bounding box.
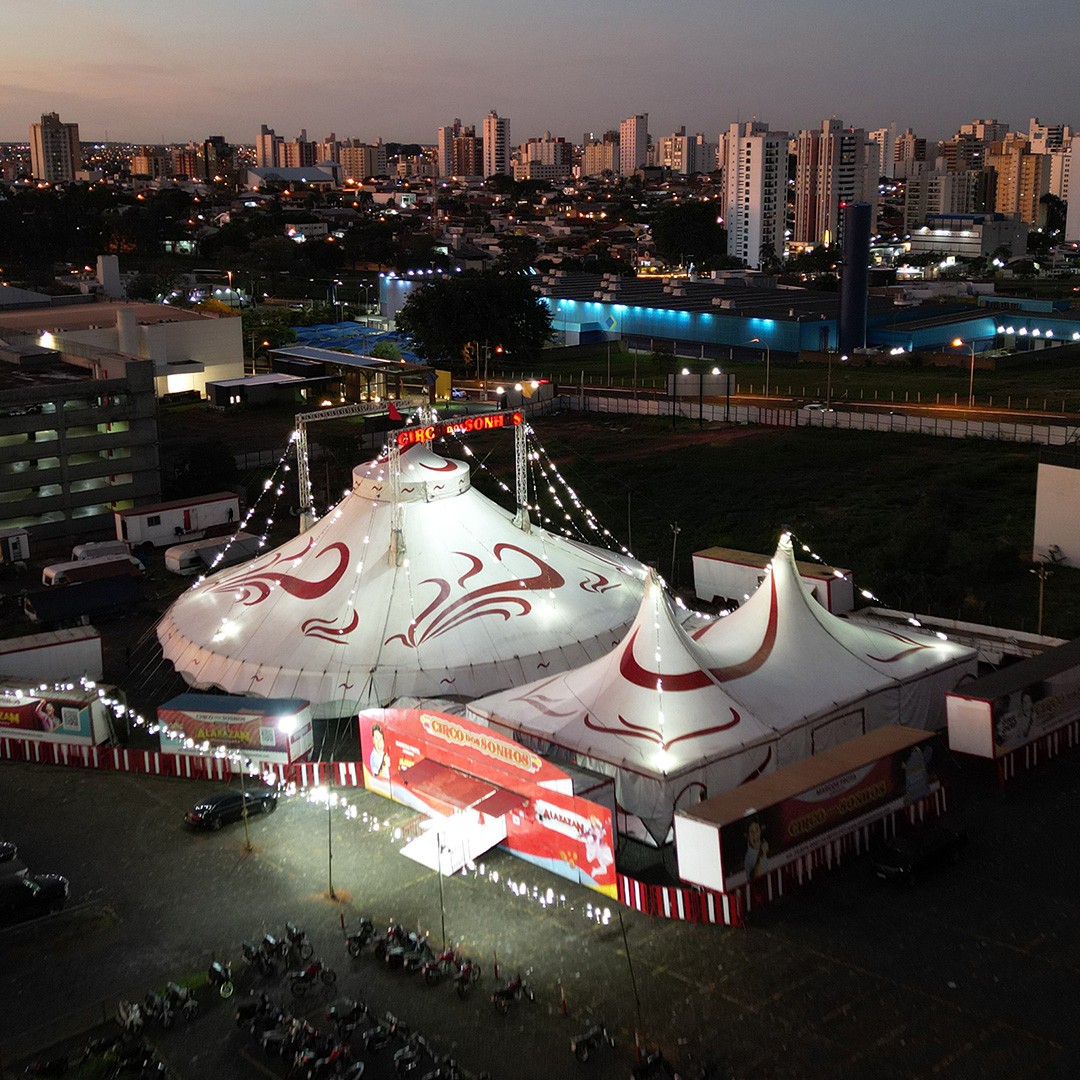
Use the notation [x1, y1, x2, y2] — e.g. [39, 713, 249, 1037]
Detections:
[0, 841, 27, 880]
[184, 789, 278, 831]
[0, 872, 70, 925]
[872, 823, 967, 883]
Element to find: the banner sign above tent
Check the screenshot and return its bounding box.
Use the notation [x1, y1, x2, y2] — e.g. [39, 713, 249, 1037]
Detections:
[396, 411, 523, 449]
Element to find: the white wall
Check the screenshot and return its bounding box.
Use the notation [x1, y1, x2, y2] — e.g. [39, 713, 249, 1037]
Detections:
[1034, 463, 1080, 564]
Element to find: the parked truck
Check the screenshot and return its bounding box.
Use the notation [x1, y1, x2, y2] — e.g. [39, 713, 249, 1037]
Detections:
[22, 576, 142, 629]
[114, 492, 241, 548]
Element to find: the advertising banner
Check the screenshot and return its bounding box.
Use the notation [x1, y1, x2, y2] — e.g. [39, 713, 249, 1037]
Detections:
[990, 668, 1080, 756]
[158, 705, 296, 756]
[719, 736, 941, 891]
[358, 708, 616, 896]
[0, 692, 94, 743]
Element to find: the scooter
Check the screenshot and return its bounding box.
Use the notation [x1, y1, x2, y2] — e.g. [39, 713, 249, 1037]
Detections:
[490, 972, 534, 1014]
[452, 957, 482, 999]
[570, 1021, 615, 1063]
[207, 959, 235, 999]
[346, 917, 375, 957]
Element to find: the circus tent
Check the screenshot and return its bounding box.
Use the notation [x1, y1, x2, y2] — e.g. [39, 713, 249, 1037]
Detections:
[469, 535, 977, 843]
[157, 443, 647, 717]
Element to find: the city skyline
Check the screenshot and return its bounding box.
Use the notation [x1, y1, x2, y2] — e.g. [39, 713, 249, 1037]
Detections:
[4, 0, 1076, 146]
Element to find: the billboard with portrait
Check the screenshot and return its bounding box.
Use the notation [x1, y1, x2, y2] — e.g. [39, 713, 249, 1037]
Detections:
[0, 688, 100, 744]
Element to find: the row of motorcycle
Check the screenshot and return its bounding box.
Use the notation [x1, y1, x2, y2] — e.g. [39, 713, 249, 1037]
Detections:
[345, 917, 530, 1011]
[23, 1033, 168, 1078]
[234, 989, 466, 1080]
[116, 981, 199, 1035]
[238, 922, 340, 998]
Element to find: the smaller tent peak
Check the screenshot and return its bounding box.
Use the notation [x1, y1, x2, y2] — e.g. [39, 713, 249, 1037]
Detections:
[352, 443, 471, 503]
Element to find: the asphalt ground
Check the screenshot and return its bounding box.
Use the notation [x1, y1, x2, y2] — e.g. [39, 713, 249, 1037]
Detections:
[2, 748, 1079, 1080]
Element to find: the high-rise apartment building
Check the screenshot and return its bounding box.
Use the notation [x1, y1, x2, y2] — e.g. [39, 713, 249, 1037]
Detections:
[513, 133, 572, 182]
[903, 170, 985, 233]
[340, 139, 387, 182]
[960, 119, 1008, 144]
[619, 114, 649, 175]
[437, 120, 463, 178]
[317, 134, 340, 164]
[201, 135, 234, 182]
[452, 127, 483, 178]
[1028, 117, 1071, 154]
[655, 127, 717, 176]
[893, 128, 927, 179]
[131, 146, 168, 179]
[280, 130, 316, 169]
[724, 121, 787, 268]
[793, 119, 879, 247]
[257, 124, 280, 169]
[482, 111, 511, 177]
[581, 132, 619, 177]
[29, 112, 80, 183]
[870, 125, 897, 180]
[988, 136, 1049, 225]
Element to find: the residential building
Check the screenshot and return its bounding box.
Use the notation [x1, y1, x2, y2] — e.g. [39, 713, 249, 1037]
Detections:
[959, 119, 1009, 144]
[907, 212, 1028, 261]
[29, 112, 80, 183]
[893, 128, 927, 179]
[581, 132, 619, 177]
[988, 136, 1049, 226]
[1066, 137, 1080, 243]
[1028, 117, 1071, 154]
[870, 125, 897, 179]
[281, 131, 316, 169]
[482, 111, 511, 178]
[513, 133, 572, 182]
[655, 127, 717, 176]
[620, 114, 649, 175]
[131, 146, 168, 179]
[724, 121, 787, 268]
[201, 135, 234, 182]
[903, 170, 986, 233]
[169, 145, 200, 180]
[317, 134, 340, 164]
[437, 119, 463, 178]
[340, 139, 387, 182]
[452, 127, 483, 178]
[257, 124, 280, 169]
[793, 119, 879, 247]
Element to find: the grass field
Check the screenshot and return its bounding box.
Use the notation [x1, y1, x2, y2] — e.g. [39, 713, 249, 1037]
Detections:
[457, 414, 1080, 640]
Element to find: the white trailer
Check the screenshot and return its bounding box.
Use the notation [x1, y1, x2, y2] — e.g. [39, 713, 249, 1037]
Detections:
[114, 492, 241, 548]
[692, 546, 854, 614]
[0, 627, 103, 682]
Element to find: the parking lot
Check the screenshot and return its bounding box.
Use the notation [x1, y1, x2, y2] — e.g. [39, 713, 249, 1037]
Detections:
[2, 750, 1079, 1080]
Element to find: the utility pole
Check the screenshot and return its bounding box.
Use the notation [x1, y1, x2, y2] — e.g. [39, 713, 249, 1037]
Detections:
[669, 521, 681, 587]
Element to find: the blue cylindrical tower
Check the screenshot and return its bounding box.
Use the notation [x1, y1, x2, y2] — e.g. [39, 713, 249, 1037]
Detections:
[838, 201, 872, 355]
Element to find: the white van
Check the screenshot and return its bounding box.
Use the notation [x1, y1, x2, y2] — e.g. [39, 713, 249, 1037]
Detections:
[71, 540, 132, 561]
[42, 554, 144, 587]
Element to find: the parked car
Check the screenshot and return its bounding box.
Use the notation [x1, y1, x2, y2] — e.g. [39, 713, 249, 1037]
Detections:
[872, 823, 967, 883]
[801, 401, 835, 412]
[183, 789, 278, 831]
[0, 872, 69, 925]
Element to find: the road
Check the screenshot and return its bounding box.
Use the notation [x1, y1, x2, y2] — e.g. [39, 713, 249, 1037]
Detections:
[3, 753, 1080, 1080]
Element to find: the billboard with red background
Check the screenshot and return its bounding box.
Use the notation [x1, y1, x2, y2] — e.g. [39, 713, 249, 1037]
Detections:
[719, 735, 942, 891]
[0, 692, 94, 742]
[359, 708, 616, 896]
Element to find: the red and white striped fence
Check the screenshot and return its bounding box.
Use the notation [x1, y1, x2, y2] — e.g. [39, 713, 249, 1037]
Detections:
[996, 718, 1080, 784]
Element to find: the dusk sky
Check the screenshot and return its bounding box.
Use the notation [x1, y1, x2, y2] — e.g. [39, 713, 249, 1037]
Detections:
[5, 0, 1075, 145]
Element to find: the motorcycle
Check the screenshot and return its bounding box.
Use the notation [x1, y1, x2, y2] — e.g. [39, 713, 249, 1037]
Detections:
[362, 1011, 408, 1053]
[421, 946, 459, 986]
[386, 929, 431, 972]
[207, 959, 235, 999]
[298, 1041, 351, 1080]
[326, 997, 368, 1036]
[288, 957, 337, 997]
[570, 1021, 615, 1063]
[243, 939, 277, 977]
[345, 917, 375, 958]
[116, 999, 144, 1035]
[490, 972, 534, 1015]
[631, 1049, 679, 1079]
[142, 991, 175, 1031]
[394, 1033, 432, 1076]
[371, 919, 409, 963]
[420, 1057, 462, 1080]
[284, 921, 314, 960]
[164, 981, 199, 1021]
[235, 991, 278, 1031]
[452, 957, 482, 1000]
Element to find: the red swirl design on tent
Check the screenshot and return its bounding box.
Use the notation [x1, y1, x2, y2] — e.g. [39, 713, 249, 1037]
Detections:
[302, 609, 360, 642]
[384, 544, 565, 649]
[699, 573, 780, 682]
[209, 540, 349, 605]
[579, 570, 619, 594]
[582, 709, 741, 746]
[419, 460, 457, 473]
[864, 630, 932, 663]
[619, 629, 715, 692]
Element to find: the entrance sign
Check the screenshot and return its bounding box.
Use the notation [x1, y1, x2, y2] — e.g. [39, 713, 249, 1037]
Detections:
[395, 411, 523, 449]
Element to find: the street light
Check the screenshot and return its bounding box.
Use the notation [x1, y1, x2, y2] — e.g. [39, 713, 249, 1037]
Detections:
[952, 338, 975, 406]
[748, 337, 770, 399]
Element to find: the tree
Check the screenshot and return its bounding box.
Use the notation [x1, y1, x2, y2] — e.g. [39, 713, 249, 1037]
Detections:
[369, 341, 402, 362]
[395, 271, 552, 366]
[1040, 192, 1066, 234]
[649, 201, 728, 269]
